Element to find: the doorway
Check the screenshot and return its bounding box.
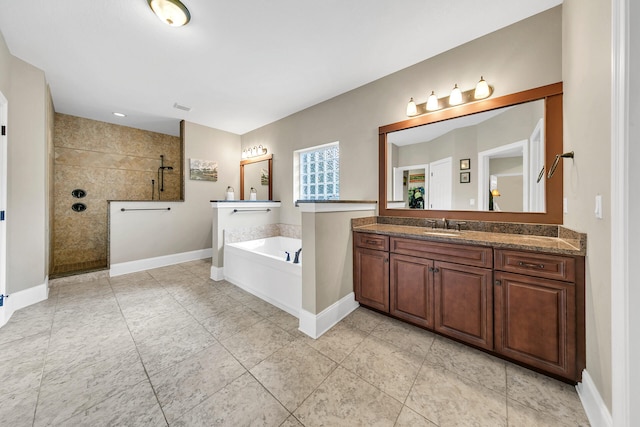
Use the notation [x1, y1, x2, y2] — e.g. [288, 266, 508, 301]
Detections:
[0, 91, 7, 323]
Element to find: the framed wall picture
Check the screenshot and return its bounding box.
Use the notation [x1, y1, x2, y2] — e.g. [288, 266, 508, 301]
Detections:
[460, 172, 470, 183]
[460, 158, 470, 170]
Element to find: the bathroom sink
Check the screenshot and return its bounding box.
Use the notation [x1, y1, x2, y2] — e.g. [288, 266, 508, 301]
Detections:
[424, 230, 462, 237]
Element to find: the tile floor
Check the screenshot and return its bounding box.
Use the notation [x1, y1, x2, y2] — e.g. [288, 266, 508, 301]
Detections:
[0, 259, 590, 426]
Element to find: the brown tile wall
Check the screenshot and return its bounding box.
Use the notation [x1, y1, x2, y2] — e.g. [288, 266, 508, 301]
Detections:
[52, 113, 182, 274]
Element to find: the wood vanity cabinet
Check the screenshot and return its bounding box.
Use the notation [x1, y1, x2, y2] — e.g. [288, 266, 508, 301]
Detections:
[353, 233, 389, 312]
[494, 249, 585, 380]
[353, 230, 585, 382]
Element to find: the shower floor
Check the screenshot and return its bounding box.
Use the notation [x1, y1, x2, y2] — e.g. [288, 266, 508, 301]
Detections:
[50, 258, 108, 278]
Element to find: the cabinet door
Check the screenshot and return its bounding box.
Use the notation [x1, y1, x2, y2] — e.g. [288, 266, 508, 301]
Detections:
[434, 261, 493, 350]
[354, 247, 389, 312]
[494, 271, 576, 379]
[390, 254, 434, 328]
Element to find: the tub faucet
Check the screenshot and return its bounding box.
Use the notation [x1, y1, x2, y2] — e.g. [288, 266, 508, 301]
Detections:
[293, 248, 302, 264]
[285, 252, 291, 262]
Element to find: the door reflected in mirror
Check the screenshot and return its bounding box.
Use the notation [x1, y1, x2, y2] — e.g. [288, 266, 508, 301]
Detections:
[240, 154, 273, 200]
[387, 99, 544, 213]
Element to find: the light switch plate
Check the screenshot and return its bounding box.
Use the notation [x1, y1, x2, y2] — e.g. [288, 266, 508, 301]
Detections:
[595, 195, 603, 219]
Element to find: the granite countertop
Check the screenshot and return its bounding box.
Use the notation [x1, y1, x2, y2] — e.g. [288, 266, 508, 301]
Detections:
[353, 223, 585, 256]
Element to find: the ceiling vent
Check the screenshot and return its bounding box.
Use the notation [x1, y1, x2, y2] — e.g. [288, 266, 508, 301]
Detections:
[173, 102, 192, 112]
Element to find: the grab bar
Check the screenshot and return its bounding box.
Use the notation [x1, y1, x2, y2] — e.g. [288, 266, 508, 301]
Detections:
[232, 208, 271, 213]
[120, 207, 171, 212]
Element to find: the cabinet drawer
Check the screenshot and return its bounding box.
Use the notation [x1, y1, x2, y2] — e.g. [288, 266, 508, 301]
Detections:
[355, 233, 389, 251]
[495, 249, 575, 282]
[390, 237, 492, 268]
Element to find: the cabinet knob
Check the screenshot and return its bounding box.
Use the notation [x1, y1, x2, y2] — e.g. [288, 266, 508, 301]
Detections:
[495, 280, 502, 286]
[433, 267, 440, 273]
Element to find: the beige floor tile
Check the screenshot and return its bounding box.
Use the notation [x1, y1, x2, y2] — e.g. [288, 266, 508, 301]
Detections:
[294, 366, 403, 427]
[136, 323, 217, 375]
[371, 316, 435, 359]
[59, 380, 167, 427]
[506, 364, 590, 426]
[426, 336, 507, 393]
[250, 339, 336, 411]
[395, 406, 438, 426]
[173, 372, 288, 427]
[0, 387, 40, 427]
[221, 320, 296, 369]
[200, 303, 264, 340]
[406, 363, 507, 427]
[267, 309, 300, 334]
[302, 322, 368, 363]
[340, 306, 386, 333]
[150, 343, 246, 422]
[507, 398, 589, 426]
[183, 294, 238, 321]
[341, 335, 423, 401]
[35, 348, 147, 426]
[281, 415, 304, 426]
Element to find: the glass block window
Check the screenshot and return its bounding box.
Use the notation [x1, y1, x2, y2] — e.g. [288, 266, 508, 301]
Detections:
[296, 142, 339, 201]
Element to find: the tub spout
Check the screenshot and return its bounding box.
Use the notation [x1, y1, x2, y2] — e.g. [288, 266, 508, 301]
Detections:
[293, 248, 302, 264]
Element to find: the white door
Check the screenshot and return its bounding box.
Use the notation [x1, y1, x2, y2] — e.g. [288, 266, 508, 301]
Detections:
[529, 119, 545, 212]
[428, 157, 452, 209]
[0, 91, 7, 322]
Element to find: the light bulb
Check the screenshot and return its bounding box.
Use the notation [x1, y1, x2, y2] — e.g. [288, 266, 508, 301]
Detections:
[406, 98, 418, 116]
[426, 91, 439, 111]
[474, 76, 490, 99]
[449, 84, 462, 106]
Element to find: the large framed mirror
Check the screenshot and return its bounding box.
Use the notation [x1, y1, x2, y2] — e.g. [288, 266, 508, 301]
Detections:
[379, 83, 563, 224]
[240, 154, 273, 200]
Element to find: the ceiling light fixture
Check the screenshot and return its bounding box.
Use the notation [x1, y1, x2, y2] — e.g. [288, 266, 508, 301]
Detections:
[113, 112, 127, 117]
[405, 77, 494, 117]
[148, 0, 191, 27]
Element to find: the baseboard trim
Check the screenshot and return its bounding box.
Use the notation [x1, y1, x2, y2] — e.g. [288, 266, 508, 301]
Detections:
[0, 279, 49, 328]
[110, 249, 212, 277]
[576, 369, 612, 427]
[210, 266, 224, 281]
[298, 292, 359, 339]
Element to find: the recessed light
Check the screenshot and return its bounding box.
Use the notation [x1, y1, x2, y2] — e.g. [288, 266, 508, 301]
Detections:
[113, 112, 126, 117]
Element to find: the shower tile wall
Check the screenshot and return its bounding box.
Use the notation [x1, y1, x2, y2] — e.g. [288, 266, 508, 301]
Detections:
[52, 113, 182, 276]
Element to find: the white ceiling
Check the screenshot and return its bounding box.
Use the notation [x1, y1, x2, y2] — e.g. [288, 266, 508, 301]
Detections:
[0, 0, 561, 137]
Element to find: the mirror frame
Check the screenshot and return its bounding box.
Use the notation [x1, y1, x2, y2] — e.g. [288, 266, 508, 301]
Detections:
[240, 153, 273, 200]
[379, 82, 563, 224]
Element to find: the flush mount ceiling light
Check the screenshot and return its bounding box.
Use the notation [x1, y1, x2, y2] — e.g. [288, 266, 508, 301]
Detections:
[405, 77, 494, 117]
[112, 112, 127, 117]
[148, 0, 191, 27]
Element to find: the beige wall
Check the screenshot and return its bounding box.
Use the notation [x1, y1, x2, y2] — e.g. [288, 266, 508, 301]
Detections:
[301, 209, 375, 314]
[109, 121, 240, 265]
[0, 33, 50, 293]
[241, 7, 562, 225]
[52, 113, 181, 273]
[563, 0, 613, 411]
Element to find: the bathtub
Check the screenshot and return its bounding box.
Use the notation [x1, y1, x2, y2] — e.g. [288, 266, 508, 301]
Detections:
[224, 236, 302, 317]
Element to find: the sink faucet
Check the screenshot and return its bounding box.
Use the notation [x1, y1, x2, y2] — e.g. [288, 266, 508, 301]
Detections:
[293, 248, 302, 264]
[442, 218, 449, 229]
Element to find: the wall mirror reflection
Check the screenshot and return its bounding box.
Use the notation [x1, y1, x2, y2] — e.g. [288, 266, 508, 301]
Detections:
[379, 83, 564, 224]
[240, 154, 273, 200]
[387, 100, 545, 213]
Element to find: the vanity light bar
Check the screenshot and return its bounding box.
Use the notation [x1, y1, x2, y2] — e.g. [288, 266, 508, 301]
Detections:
[406, 77, 494, 117]
[242, 145, 268, 159]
